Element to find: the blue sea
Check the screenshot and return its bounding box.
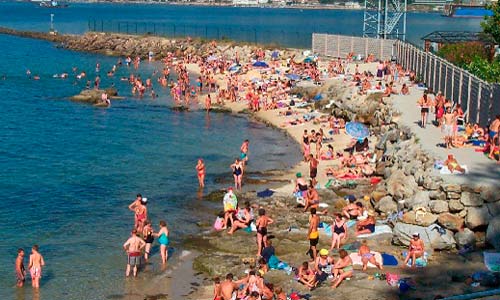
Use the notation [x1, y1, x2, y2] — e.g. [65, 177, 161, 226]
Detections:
[0, 2, 482, 299]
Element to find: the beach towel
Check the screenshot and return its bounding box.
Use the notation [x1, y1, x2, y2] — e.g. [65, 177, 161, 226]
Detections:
[439, 165, 469, 174]
[382, 253, 399, 266]
[257, 189, 274, 198]
[350, 252, 383, 268]
[356, 224, 393, 238]
[484, 252, 500, 272]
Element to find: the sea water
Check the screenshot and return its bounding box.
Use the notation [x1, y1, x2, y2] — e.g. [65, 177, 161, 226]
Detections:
[0, 33, 300, 299]
[0, 1, 482, 47]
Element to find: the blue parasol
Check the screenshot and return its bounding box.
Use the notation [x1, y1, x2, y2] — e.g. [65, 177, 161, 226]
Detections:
[271, 50, 279, 59]
[345, 122, 370, 139]
[253, 61, 269, 68]
[285, 73, 300, 81]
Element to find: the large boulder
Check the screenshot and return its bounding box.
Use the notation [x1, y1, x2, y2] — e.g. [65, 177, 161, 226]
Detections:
[465, 206, 491, 230]
[441, 183, 461, 193]
[429, 200, 449, 214]
[437, 213, 464, 231]
[480, 186, 500, 203]
[486, 200, 500, 217]
[402, 211, 438, 227]
[449, 199, 465, 212]
[392, 222, 456, 250]
[460, 192, 483, 207]
[486, 215, 500, 250]
[386, 170, 418, 200]
[375, 196, 398, 214]
[454, 228, 476, 249]
[405, 191, 431, 209]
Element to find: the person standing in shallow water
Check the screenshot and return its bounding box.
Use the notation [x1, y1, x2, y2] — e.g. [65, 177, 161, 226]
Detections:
[28, 245, 45, 288]
[240, 139, 249, 165]
[15, 248, 26, 287]
[123, 229, 145, 277]
[155, 220, 170, 265]
[231, 159, 244, 190]
[196, 158, 206, 188]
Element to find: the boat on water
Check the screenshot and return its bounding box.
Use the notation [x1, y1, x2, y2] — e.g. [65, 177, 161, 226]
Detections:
[443, 4, 493, 18]
[37, 1, 69, 8]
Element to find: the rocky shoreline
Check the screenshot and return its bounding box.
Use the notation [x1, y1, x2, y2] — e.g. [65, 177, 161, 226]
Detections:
[3, 27, 498, 299]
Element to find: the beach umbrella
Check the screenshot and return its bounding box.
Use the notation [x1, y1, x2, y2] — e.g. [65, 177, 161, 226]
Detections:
[345, 122, 370, 139]
[313, 93, 323, 101]
[253, 61, 269, 68]
[271, 50, 279, 59]
[285, 73, 300, 81]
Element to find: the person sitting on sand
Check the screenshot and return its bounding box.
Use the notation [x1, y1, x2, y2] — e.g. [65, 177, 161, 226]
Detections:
[298, 261, 317, 290]
[444, 154, 466, 173]
[356, 210, 376, 235]
[227, 201, 253, 234]
[304, 182, 320, 212]
[331, 249, 353, 289]
[400, 83, 409, 95]
[342, 195, 359, 219]
[403, 233, 425, 268]
[220, 273, 248, 300]
[320, 145, 335, 160]
[315, 248, 334, 284]
[340, 152, 357, 168]
[358, 240, 383, 271]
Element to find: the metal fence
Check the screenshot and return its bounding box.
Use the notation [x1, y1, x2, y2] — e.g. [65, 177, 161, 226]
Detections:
[311, 33, 499, 126]
[312, 33, 396, 61]
[87, 20, 312, 48]
[395, 41, 500, 126]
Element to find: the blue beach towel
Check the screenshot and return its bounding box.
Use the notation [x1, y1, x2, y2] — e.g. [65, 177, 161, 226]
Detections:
[382, 253, 399, 266]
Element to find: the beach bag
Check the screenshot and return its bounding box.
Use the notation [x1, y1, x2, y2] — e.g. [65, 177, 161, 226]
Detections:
[213, 217, 224, 231]
[386, 272, 400, 286]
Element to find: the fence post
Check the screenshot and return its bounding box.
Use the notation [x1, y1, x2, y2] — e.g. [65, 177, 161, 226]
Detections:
[467, 75, 472, 123]
[476, 83, 482, 124]
[444, 64, 448, 98]
[438, 60, 443, 94]
[433, 57, 437, 91]
[451, 68, 455, 101]
[458, 70, 463, 105]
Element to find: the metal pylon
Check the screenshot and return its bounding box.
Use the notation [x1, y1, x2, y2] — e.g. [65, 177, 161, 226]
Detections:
[363, 0, 407, 40]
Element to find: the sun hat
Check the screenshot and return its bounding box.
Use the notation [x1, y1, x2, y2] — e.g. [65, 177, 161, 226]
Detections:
[319, 249, 329, 256]
[141, 197, 148, 204]
[412, 232, 420, 237]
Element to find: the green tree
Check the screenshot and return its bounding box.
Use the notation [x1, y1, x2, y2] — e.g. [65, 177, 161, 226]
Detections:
[437, 42, 489, 67]
[481, 2, 500, 45]
[467, 57, 500, 83]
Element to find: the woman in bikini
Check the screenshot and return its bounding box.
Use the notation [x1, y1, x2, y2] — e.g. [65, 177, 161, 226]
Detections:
[230, 159, 244, 190]
[196, 158, 206, 188]
[256, 208, 274, 257]
[155, 220, 170, 264]
[330, 214, 348, 250]
[315, 249, 334, 283]
[302, 130, 310, 161]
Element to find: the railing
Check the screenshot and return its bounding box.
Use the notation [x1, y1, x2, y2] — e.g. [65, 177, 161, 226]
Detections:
[87, 20, 313, 48]
[312, 33, 396, 61]
[311, 33, 500, 126]
[395, 41, 500, 126]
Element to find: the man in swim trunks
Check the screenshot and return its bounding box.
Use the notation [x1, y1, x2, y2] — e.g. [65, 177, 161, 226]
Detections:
[28, 245, 45, 288]
[307, 208, 320, 261]
[442, 107, 456, 149]
[240, 139, 249, 165]
[15, 248, 26, 287]
[309, 154, 318, 186]
[358, 240, 382, 271]
[220, 273, 248, 300]
[256, 208, 274, 257]
[123, 229, 146, 277]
